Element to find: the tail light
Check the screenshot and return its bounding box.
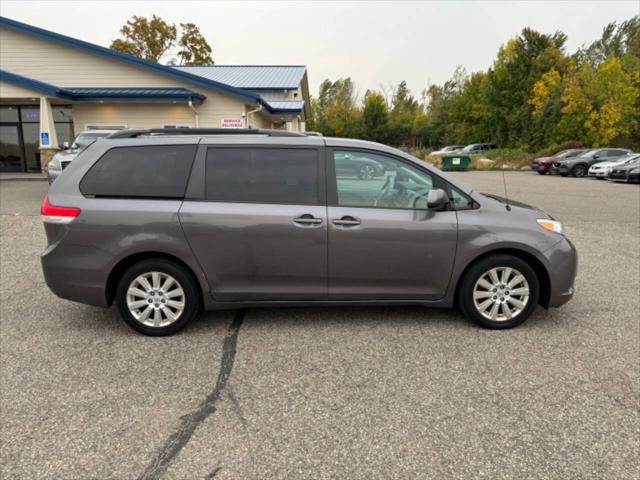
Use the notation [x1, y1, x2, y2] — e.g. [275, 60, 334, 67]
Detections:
[41, 196, 81, 224]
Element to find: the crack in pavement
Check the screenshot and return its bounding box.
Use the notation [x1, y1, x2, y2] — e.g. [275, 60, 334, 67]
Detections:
[138, 310, 245, 480]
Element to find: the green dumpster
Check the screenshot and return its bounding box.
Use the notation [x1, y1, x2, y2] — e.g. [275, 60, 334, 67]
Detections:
[442, 155, 471, 171]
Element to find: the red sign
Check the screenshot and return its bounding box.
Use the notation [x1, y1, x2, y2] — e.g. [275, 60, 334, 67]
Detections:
[220, 118, 244, 128]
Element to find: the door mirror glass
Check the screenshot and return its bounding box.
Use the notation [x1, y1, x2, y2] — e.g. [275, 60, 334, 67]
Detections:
[427, 189, 449, 209]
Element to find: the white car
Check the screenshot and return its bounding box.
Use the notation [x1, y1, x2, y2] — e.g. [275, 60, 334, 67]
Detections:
[47, 130, 118, 184]
[431, 145, 465, 155]
[588, 153, 638, 179]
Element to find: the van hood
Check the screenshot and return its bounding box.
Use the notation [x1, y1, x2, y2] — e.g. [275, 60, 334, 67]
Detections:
[480, 192, 552, 218]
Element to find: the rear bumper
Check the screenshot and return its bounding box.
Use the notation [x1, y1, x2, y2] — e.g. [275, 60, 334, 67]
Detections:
[41, 249, 109, 307]
[544, 237, 578, 308]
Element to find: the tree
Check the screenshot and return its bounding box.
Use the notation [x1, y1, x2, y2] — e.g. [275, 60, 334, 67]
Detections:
[362, 91, 389, 143]
[110, 15, 177, 63]
[110, 15, 213, 65]
[175, 23, 213, 65]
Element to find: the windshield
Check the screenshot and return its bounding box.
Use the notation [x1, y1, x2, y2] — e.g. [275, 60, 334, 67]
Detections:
[72, 132, 111, 149]
[578, 150, 598, 159]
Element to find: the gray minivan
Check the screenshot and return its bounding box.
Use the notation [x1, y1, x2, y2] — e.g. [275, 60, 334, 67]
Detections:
[41, 129, 577, 335]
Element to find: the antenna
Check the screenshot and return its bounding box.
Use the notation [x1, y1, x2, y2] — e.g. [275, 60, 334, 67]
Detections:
[501, 156, 511, 211]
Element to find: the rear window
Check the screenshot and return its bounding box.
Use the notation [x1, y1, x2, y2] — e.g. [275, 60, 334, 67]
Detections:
[205, 147, 319, 205]
[80, 145, 197, 198]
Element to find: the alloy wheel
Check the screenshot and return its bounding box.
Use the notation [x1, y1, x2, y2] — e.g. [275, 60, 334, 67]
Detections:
[472, 267, 530, 322]
[126, 272, 185, 327]
[358, 164, 376, 180]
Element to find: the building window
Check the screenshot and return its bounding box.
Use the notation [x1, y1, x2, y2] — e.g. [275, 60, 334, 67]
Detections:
[0, 105, 73, 173]
[162, 125, 192, 129]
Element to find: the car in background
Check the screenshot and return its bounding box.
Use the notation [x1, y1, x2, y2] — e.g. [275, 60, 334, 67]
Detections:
[609, 155, 640, 183]
[47, 130, 118, 184]
[531, 149, 587, 175]
[461, 143, 499, 154]
[551, 148, 631, 177]
[334, 151, 386, 179]
[431, 145, 465, 155]
[588, 153, 638, 179]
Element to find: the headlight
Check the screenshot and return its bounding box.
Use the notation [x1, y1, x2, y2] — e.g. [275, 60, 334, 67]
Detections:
[630, 168, 640, 174]
[537, 219, 563, 235]
[48, 158, 62, 171]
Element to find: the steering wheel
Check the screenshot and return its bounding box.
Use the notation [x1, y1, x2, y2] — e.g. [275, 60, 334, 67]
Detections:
[374, 174, 395, 207]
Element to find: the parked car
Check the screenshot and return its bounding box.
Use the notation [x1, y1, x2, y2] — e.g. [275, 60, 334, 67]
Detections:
[431, 145, 465, 155]
[334, 151, 386, 179]
[531, 149, 587, 175]
[609, 155, 640, 183]
[41, 128, 577, 336]
[47, 130, 118, 184]
[461, 143, 499, 154]
[551, 148, 631, 177]
[588, 153, 638, 179]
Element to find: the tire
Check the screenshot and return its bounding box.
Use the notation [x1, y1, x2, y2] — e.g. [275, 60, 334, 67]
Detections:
[537, 171, 546, 175]
[458, 254, 540, 329]
[571, 164, 587, 177]
[595, 177, 604, 180]
[115, 259, 201, 336]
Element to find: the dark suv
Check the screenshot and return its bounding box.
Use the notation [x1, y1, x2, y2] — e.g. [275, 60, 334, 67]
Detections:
[551, 148, 631, 177]
[41, 129, 577, 335]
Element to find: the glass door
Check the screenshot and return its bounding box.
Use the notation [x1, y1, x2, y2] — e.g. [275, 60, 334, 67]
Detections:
[0, 125, 25, 172]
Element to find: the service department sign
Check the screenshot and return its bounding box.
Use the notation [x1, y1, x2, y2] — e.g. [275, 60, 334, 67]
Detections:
[220, 118, 244, 128]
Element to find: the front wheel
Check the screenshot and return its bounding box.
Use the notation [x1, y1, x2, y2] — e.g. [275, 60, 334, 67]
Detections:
[458, 255, 540, 329]
[116, 259, 201, 336]
[571, 164, 587, 177]
[537, 171, 546, 175]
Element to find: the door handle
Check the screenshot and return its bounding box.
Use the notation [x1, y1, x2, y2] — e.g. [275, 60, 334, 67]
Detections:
[332, 215, 361, 227]
[293, 214, 323, 226]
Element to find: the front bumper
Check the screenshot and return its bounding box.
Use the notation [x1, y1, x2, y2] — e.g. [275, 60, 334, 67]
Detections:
[544, 237, 578, 308]
[531, 162, 550, 172]
[552, 163, 570, 175]
[47, 169, 61, 184]
[588, 169, 609, 178]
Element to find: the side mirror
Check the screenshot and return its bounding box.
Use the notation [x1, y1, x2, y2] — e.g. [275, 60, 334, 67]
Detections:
[427, 188, 449, 209]
[62, 141, 70, 150]
[593, 154, 600, 160]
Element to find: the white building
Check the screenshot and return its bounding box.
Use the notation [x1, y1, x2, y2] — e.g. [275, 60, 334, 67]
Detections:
[0, 16, 311, 173]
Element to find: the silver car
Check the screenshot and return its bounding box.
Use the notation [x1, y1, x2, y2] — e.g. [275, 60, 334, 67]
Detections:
[47, 130, 117, 184]
[41, 129, 577, 336]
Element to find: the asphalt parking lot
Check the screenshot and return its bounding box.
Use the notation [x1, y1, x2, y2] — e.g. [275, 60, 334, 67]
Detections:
[1, 172, 638, 479]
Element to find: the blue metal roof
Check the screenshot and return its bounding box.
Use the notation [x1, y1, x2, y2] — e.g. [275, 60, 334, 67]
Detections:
[264, 100, 305, 113]
[173, 66, 306, 90]
[0, 71, 205, 102]
[65, 87, 205, 102]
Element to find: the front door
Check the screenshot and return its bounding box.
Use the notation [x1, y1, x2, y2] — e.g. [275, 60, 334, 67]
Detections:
[327, 149, 458, 300]
[0, 125, 25, 172]
[179, 145, 327, 301]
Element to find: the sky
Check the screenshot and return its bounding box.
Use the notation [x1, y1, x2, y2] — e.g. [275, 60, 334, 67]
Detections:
[1, 1, 638, 97]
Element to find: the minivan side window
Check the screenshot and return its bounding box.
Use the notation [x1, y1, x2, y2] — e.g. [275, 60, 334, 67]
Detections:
[332, 150, 433, 209]
[205, 148, 319, 205]
[80, 145, 197, 198]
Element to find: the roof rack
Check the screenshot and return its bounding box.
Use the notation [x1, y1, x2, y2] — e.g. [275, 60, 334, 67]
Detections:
[107, 128, 309, 139]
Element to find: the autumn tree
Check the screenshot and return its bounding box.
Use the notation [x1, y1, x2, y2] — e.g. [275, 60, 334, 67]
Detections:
[110, 15, 213, 65]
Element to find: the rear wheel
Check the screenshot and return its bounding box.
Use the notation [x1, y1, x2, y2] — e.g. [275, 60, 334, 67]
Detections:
[358, 164, 376, 180]
[458, 255, 539, 329]
[571, 164, 587, 177]
[116, 259, 200, 336]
